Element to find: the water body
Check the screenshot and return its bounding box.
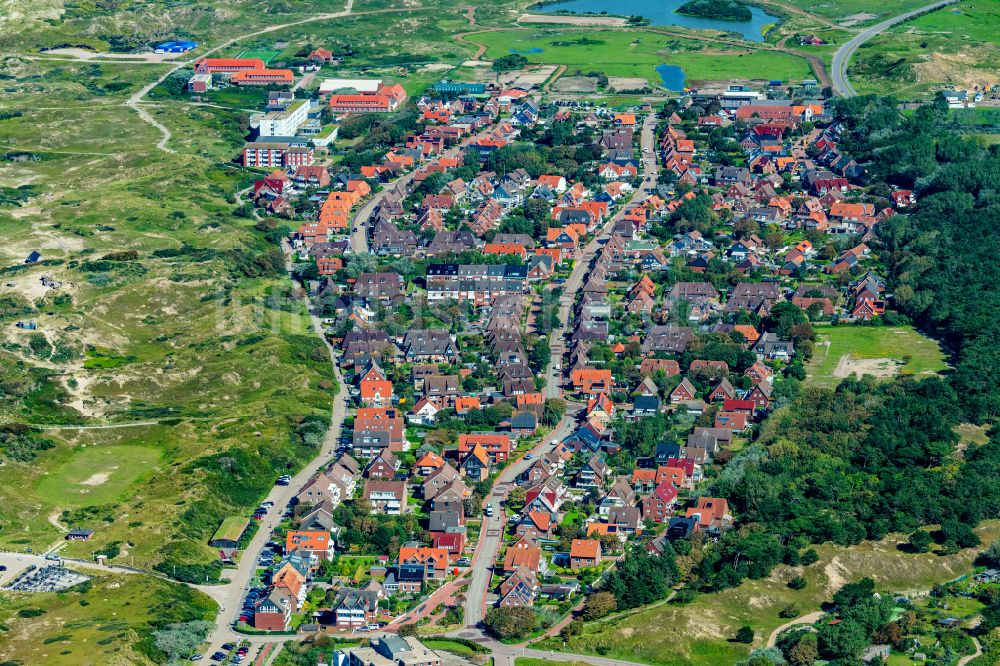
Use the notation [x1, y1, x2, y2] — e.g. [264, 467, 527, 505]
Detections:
[509, 47, 546, 53]
[656, 63, 686, 90]
[538, 0, 779, 42]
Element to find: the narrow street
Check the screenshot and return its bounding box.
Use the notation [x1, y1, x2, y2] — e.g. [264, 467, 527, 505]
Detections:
[196, 247, 351, 659]
[350, 129, 496, 254]
[458, 111, 660, 644]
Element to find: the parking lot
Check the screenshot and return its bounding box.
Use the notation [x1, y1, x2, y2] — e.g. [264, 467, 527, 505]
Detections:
[4, 565, 90, 592]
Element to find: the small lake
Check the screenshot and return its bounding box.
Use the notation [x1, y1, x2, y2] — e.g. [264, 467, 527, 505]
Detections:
[538, 0, 779, 42]
[656, 64, 686, 90]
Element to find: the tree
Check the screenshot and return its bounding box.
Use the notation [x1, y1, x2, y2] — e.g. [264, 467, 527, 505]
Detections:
[543, 398, 566, 426]
[492, 53, 528, 72]
[397, 622, 418, 636]
[979, 540, 1000, 567]
[507, 486, 527, 512]
[739, 647, 788, 666]
[735, 625, 755, 643]
[908, 528, 932, 553]
[153, 621, 212, 662]
[581, 591, 618, 621]
[817, 618, 867, 660]
[484, 606, 537, 640]
[832, 578, 875, 608]
[787, 576, 807, 590]
[778, 604, 799, 619]
[786, 632, 818, 666]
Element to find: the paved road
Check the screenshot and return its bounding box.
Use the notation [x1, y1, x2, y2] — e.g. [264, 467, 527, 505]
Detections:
[349, 129, 494, 254]
[463, 417, 578, 629]
[466, 111, 659, 632]
[124, 0, 356, 152]
[486, 642, 651, 666]
[765, 611, 823, 647]
[545, 113, 658, 401]
[830, 0, 959, 97]
[197, 249, 351, 659]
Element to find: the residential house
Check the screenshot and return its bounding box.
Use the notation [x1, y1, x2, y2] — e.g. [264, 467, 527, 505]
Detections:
[641, 481, 678, 523]
[569, 539, 602, 570]
[285, 530, 334, 563]
[363, 480, 408, 515]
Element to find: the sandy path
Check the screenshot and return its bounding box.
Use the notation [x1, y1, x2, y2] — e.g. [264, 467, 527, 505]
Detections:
[518, 13, 626, 26]
[766, 611, 824, 646]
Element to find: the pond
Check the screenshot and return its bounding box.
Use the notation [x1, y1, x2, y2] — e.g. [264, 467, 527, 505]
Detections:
[538, 0, 779, 42]
[656, 64, 686, 90]
[509, 47, 546, 53]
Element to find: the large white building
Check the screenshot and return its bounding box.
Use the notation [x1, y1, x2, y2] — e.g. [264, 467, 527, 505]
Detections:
[258, 99, 310, 137]
[319, 78, 382, 94]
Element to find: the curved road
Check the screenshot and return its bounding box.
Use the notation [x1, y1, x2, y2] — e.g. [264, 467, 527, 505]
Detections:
[831, 0, 959, 97]
[124, 0, 356, 152]
[350, 129, 494, 254]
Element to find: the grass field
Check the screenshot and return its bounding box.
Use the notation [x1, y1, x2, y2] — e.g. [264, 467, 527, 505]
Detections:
[537, 521, 1000, 665]
[236, 49, 280, 63]
[806, 325, 948, 389]
[35, 444, 163, 507]
[472, 28, 814, 83]
[0, 569, 216, 665]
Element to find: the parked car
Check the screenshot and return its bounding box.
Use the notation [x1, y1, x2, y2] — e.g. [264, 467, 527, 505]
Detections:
[211, 652, 226, 662]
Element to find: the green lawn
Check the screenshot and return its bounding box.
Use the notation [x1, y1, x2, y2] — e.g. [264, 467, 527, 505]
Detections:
[36, 444, 163, 507]
[806, 325, 948, 389]
[890, 0, 1000, 47]
[423, 638, 490, 657]
[536, 521, 1000, 665]
[472, 29, 814, 83]
[236, 49, 281, 63]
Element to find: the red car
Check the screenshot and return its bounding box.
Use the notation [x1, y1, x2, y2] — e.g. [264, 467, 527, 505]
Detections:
[238, 615, 248, 623]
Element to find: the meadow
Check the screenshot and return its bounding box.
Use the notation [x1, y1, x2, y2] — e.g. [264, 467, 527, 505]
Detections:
[536, 521, 1000, 665]
[806, 324, 948, 389]
[0, 56, 335, 578]
[472, 28, 815, 83]
[35, 444, 163, 508]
